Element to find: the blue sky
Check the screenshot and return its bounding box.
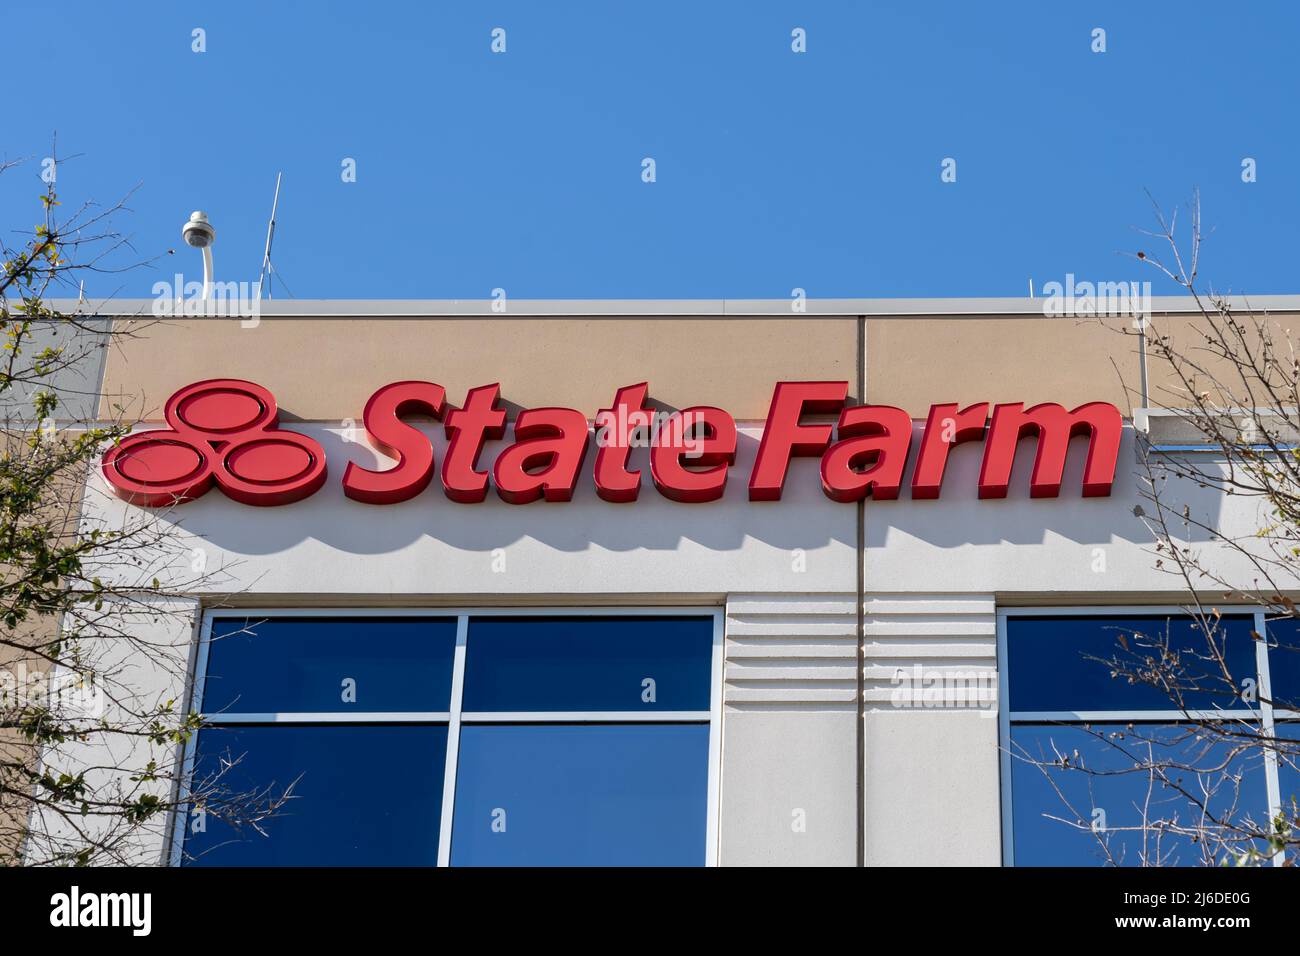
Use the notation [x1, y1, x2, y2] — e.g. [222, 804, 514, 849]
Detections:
[5, 1, 1297, 299]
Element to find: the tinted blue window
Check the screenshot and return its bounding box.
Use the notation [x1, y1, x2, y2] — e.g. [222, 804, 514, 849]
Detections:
[183, 724, 447, 866]
[1008, 615, 1256, 712]
[204, 617, 457, 713]
[1265, 619, 1300, 710]
[450, 723, 708, 865]
[1010, 723, 1270, 866]
[462, 616, 713, 711]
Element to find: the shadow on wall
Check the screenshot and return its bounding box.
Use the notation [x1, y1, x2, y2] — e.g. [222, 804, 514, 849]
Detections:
[106, 427, 852, 558]
[865, 425, 1229, 550]
[12, 319, 111, 422]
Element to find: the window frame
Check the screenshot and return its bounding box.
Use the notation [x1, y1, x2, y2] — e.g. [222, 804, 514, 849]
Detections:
[169, 606, 724, 867]
[997, 605, 1286, 868]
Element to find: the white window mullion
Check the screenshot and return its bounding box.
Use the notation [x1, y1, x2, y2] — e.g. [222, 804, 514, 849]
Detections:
[1009, 709, 1260, 724]
[997, 610, 1015, 867]
[436, 615, 469, 867]
[206, 711, 451, 724]
[169, 614, 215, 867]
[1255, 610, 1284, 866]
[705, 610, 723, 867]
[458, 711, 710, 723]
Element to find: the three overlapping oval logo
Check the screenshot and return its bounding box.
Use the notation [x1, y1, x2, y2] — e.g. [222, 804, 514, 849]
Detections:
[102, 379, 327, 507]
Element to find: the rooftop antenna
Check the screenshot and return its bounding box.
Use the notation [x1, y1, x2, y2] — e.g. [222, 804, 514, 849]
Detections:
[256, 172, 283, 301]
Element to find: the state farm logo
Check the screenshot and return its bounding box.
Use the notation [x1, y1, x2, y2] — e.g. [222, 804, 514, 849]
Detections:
[101, 379, 1124, 507]
[101, 379, 327, 506]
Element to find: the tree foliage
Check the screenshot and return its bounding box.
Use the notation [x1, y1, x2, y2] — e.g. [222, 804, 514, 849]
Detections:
[0, 153, 280, 865]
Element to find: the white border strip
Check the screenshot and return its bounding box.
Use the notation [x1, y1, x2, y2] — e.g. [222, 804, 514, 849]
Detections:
[1009, 710, 1262, 723]
[45, 294, 1300, 318]
[458, 711, 710, 722]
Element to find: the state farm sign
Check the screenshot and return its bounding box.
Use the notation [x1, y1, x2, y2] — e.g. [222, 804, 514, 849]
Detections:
[100, 379, 1123, 508]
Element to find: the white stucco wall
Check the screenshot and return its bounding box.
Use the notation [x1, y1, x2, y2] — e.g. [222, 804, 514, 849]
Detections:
[25, 598, 198, 865]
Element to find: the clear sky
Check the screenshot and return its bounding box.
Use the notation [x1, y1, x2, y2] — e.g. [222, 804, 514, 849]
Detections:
[5, 1, 1297, 300]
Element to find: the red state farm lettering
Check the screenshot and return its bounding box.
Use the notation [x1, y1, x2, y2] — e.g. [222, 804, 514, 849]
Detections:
[650, 407, 737, 503]
[910, 402, 990, 500]
[593, 383, 652, 503]
[101, 379, 1124, 507]
[978, 402, 1122, 499]
[492, 407, 590, 504]
[820, 405, 912, 502]
[342, 381, 446, 504]
[441, 384, 507, 503]
[749, 381, 848, 501]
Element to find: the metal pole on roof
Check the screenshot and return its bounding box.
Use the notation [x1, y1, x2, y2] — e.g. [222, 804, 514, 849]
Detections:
[257, 172, 283, 302]
[1139, 321, 1149, 410]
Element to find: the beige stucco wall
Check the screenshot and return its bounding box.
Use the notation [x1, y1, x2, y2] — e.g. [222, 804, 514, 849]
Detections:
[0, 624, 53, 864]
[865, 316, 1142, 415]
[0, 439, 91, 864]
[100, 317, 860, 422]
[865, 312, 1300, 417]
[0, 729, 34, 863]
[105, 311, 1299, 423]
[1144, 311, 1300, 410]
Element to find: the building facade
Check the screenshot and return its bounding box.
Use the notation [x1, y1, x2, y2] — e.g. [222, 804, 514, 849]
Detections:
[36, 296, 1300, 866]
